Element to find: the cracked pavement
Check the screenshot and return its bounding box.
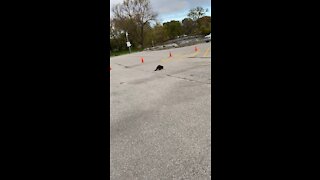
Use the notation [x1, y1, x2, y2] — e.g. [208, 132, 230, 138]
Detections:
[110, 43, 211, 179]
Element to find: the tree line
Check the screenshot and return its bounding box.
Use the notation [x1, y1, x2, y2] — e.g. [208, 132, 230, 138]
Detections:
[110, 0, 211, 52]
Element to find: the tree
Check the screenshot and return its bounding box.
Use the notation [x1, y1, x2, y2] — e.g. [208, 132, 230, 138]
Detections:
[111, 0, 158, 49]
[187, 6, 208, 21]
[110, 18, 133, 51]
[141, 22, 153, 47]
[197, 16, 211, 35]
[182, 18, 196, 35]
[151, 23, 169, 45]
[163, 20, 183, 39]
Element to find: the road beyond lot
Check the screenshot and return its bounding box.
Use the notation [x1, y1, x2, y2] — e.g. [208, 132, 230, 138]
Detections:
[110, 43, 211, 179]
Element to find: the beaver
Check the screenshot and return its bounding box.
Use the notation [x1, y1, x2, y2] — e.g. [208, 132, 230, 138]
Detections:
[154, 65, 164, 71]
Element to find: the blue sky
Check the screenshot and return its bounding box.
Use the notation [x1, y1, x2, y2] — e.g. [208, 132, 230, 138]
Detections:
[110, 0, 211, 23]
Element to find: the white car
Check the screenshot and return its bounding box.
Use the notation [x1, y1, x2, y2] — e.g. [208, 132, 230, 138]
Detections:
[204, 33, 211, 42]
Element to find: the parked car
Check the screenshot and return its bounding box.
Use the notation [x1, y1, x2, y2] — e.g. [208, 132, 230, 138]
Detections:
[204, 33, 211, 42]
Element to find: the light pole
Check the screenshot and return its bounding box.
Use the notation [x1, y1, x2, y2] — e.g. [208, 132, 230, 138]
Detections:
[125, 32, 131, 53]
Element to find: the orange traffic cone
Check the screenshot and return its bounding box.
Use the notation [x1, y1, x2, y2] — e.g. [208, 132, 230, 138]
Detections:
[195, 46, 198, 51]
[141, 57, 144, 63]
[169, 52, 172, 57]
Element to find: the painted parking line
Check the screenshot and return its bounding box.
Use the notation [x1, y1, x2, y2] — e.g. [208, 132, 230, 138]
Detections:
[161, 52, 193, 63]
[160, 53, 186, 63]
[174, 50, 202, 62]
[160, 48, 208, 63]
[161, 55, 178, 63]
[189, 49, 201, 58]
[203, 47, 210, 57]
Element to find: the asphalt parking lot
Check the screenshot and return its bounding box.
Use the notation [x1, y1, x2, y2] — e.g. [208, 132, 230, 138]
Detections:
[110, 42, 211, 179]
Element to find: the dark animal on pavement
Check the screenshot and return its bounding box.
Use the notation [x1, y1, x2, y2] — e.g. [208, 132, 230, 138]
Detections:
[154, 65, 164, 71]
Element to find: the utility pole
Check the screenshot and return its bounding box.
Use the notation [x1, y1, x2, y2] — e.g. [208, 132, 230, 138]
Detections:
[125, 32, 131, 53]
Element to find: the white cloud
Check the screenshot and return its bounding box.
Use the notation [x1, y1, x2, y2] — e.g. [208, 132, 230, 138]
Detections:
[151, 0, 190, 14]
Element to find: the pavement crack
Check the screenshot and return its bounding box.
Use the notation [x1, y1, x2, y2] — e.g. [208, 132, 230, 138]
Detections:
[165, 74, 211, 85]
[114, 63, 129, 68]
[112, 63, 211, 85]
